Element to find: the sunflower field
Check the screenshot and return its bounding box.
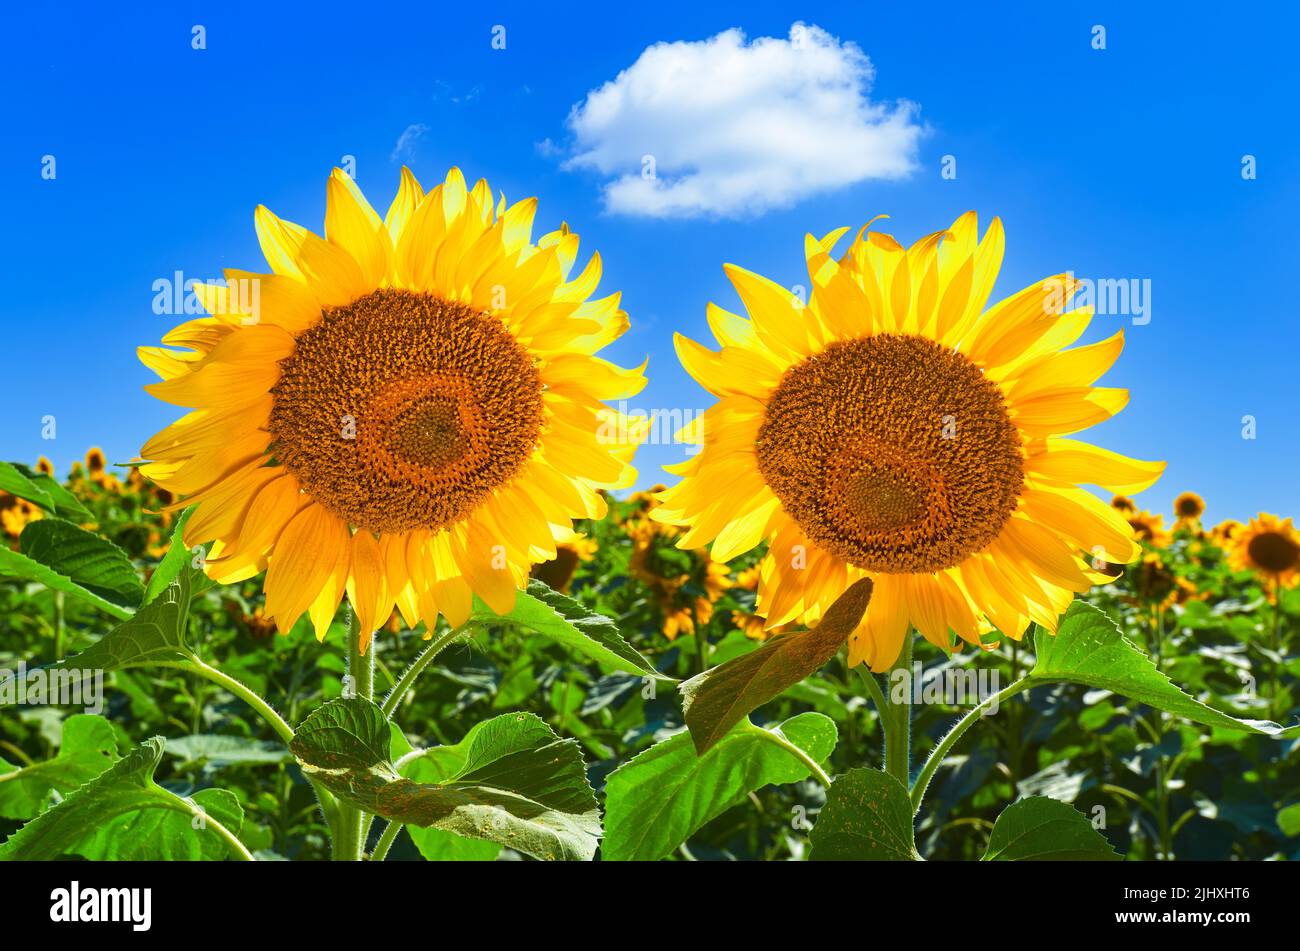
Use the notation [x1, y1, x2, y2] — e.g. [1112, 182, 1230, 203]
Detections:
[0, 169, 1297, 873]
[1, 453, 1297, 863]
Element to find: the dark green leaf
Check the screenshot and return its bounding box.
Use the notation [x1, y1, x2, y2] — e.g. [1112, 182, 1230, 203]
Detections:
[20, 518, 143, 609]
[293, 701, 600, 861]
[809, 768, 918, 861]
[981, 797, 1119, 861]
[0, 461, 54, 511]
[6, 463, 92, 521]
[681, 578, 872, 754]
[43, 564, 204, 674]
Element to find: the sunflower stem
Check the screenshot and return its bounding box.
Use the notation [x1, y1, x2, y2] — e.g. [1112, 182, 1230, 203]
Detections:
[370, 819, 403, 861]
[882, 631, 914, 790]
[380, 620, 472, 718]
[333, 609, 374, 861]
[910, 676, 1034, 815]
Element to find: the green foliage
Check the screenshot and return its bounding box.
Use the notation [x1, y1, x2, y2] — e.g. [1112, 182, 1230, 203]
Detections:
[1030, 601, 1295, 737]
[0, 737, 243, 861]
[2, 463, 1298, 862]
[292, 700, 600, 860]
[0, 715, 119, 820]
[809, 768, 918, 860]
[981, 797, 1119, 860]
[603, 713, 837, 860]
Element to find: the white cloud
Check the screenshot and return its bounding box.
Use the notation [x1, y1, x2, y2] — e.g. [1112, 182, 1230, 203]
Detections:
[561, 23, 923, 219]
[391, 123, 429, 162]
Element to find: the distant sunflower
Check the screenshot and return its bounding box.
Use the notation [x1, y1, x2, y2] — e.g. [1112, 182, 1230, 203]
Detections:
[85, 447, 106, 477]
[1230, 514, 1300, 589]
[1173, 491, 1205, 529]
[1209, 519, 1243, 548]
[1110, 495, 1136, 514]
[627, 512, 731, 640]
[655, 212, 1164, 670]
[1126, 510, 1172, 548]
[531, 528, 598, 593]
[0, 492, 42, 540]
[35, 457, 54, 477]
[140, 167, 646, 649]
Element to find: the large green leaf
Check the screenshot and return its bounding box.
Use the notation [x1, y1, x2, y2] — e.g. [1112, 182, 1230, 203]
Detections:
[0, 548, 133, 620]
[808, 768, 919, 861]
[681, 578, 872, 754]
[472, 580, 665, 680]
[0, 715, 120, 820]
[602, 712, 837, 861]
[0, 461, 55, 511]
[0, 462, 92, 521]
[0, 737, 245, 861]
[1030, 601, 1298, 737]
[292, 699, 600, 861]
[19, 518, 143, 609]
[44, 564, 204, 675]
[72, 788, 244, 860]
[400, 750, 506, 861]
[981, 797, 1119, 860]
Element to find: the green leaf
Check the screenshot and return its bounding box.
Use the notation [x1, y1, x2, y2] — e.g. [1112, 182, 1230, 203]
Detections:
[164, 735, 292, 767]
[290, 696, 391, 770]
[142, 508, 193, 604]
[602, 712, 837, 861]
[44, 564, 204, 674]
[981, 797, 1120, 860]
[472, 580, 666, 680]
[808, 768, 919, 861]
[681, 578, 873, 754]
[0, 715, 120, 820]
[5, 462, 93, 521]
[292, 700, 600, 861]
[406, 826, 502, 861]
[0, 737, 244, 861]
[0, 461, 55, 510]
[1030, 601, 1298, 737]
[72, 788, 244, 860]
[0, 518, 142, 619]
[20, 518, 143, 609]
[0, 547, 133, 620]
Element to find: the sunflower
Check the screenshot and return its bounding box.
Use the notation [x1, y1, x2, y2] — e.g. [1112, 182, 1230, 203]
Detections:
[0, 492, 42, 541]
[1209, 518, 1243, 548]
[654, 212, 1164, 671]
[1229, 513, 1300, 590]
[1173, 490, 1205, 529]
[139, 167, 646, 650]
[35, 457, 55, 477]
[1126, 510, 1171, 548]
[627, 511, 731, 640]
[1110, 494, 1136, 514]
[531, 528, 598, 593]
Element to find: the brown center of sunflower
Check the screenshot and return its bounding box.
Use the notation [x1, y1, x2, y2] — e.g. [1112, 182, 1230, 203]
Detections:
[1247, 531, 1300, 574]
[1175, 496, 1203, 518]
[755, 334, 1024, 573]
[268, 289, 544, 534]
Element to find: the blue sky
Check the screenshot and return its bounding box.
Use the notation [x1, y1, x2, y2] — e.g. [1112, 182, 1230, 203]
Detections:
[2, 1, 1296, 524]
